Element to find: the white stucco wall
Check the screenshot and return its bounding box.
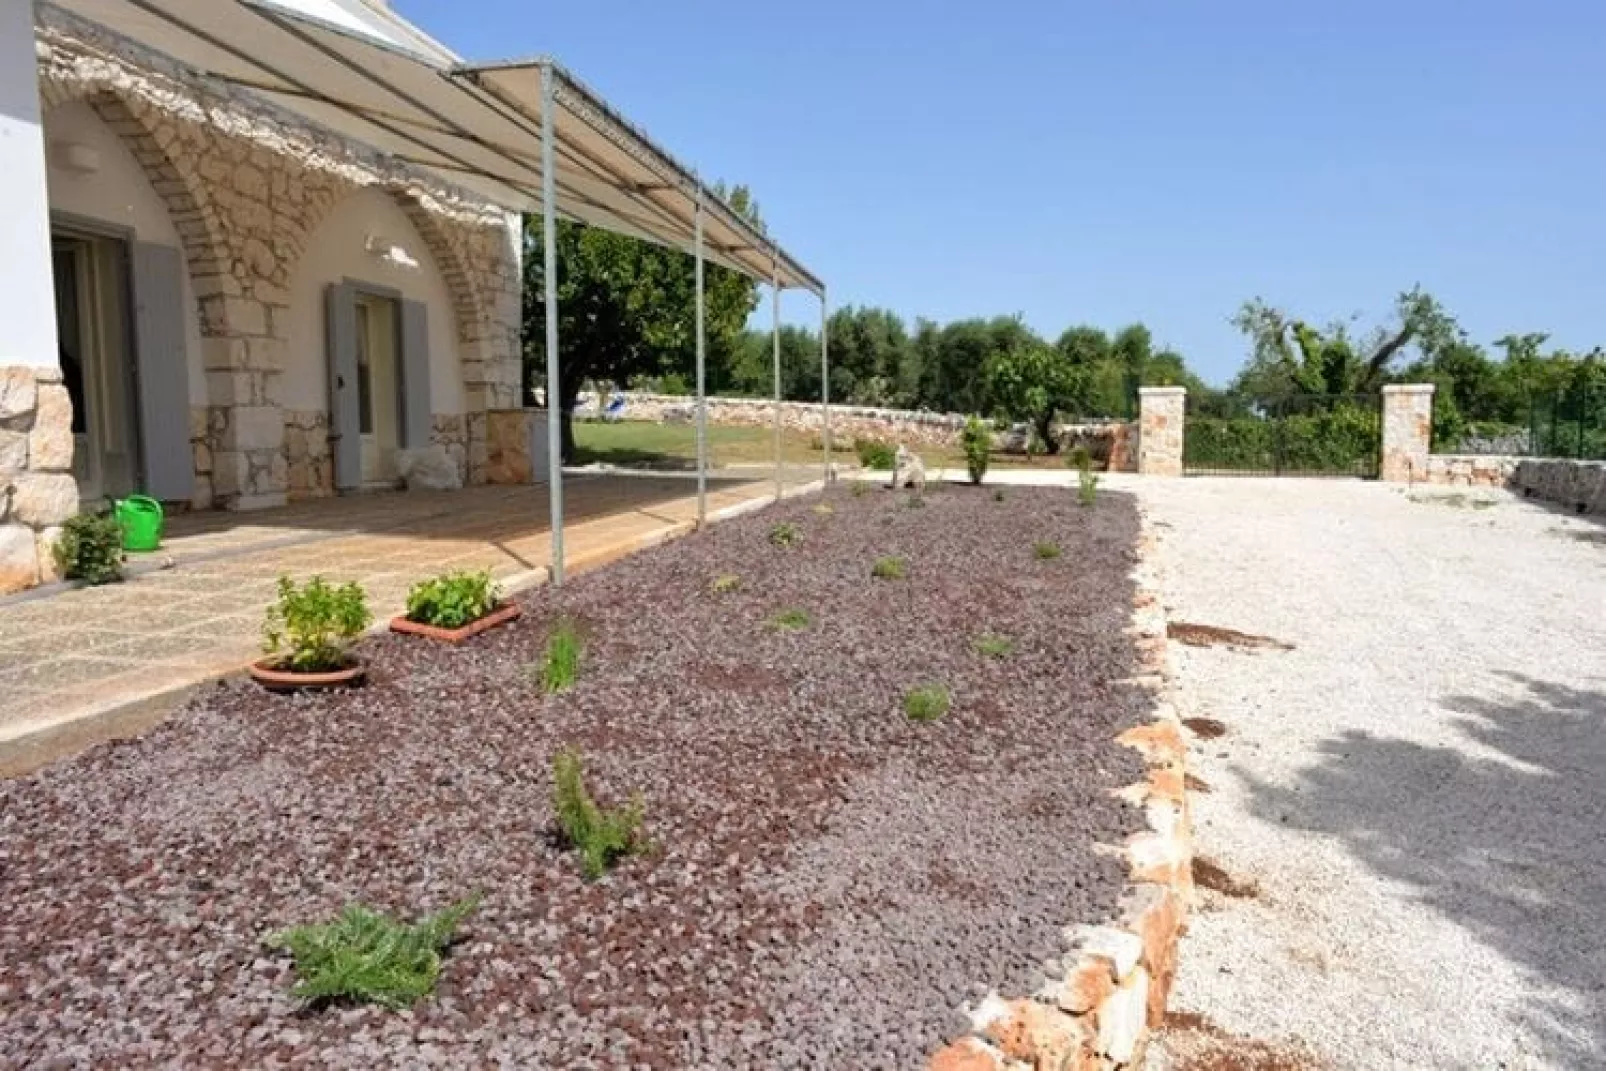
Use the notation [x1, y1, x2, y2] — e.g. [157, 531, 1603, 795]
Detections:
[285, 188, 463, 415]
[1, 4, 60, 369]
[42, 101, 205, 405]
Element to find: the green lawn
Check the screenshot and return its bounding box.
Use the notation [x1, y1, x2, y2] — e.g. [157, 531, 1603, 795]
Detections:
[571, 419, 1076, 472]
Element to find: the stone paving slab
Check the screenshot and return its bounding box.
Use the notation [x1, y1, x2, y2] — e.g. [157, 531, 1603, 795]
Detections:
[0, 473, 816, 757]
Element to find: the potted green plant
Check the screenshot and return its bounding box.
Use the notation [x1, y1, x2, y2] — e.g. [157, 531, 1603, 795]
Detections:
[250, 575, 372, 691]
[391, 569, 519, 643]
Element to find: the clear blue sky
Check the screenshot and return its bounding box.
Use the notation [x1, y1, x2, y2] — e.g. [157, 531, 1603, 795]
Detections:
[396, 0, 1605, 386]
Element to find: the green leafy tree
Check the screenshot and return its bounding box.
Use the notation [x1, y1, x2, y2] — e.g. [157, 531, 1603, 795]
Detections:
[1230, 287, 1460, 406]
[984, 323, 1082, 453]
[522, 186, 762, 460]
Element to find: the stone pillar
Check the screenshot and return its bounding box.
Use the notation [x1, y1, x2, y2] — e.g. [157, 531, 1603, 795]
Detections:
[1381, 384, 1435, 483]
[1138, 387, 1187, 477]
[0, 7, 79, 594]
[483, 409, 550, 485]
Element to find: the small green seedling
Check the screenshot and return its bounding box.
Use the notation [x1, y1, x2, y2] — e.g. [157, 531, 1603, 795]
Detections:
[710, 574, 742, 595]
[871, 555, 908, 580]
[539, 618, 583, 693]
[974, 632, 1015, 658]
[769, 608, 811, 632]
[768, 522, 803, 547]
[851, 481, 870, 498]
[267, 893, 481, 1009]
[1034, 541, 1062, 560]
[992, 488, 1007, 503]
[552, 747, 645, 880]
[903, 683, 951, 723]
[905, 494, 927, 510]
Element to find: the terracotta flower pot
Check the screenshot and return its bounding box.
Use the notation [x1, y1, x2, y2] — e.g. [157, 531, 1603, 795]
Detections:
[248, 658, 367, 692]
[390, 602, 522, 644]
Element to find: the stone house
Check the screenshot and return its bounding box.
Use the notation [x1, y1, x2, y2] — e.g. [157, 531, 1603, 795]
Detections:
[1, 1, 524, 594]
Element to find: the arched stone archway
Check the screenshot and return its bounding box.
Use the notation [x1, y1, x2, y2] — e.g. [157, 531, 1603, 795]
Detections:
[37, 80, 233, 294]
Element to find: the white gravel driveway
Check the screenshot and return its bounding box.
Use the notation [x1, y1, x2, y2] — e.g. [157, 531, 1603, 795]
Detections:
[1135, 479, 1606, 1070]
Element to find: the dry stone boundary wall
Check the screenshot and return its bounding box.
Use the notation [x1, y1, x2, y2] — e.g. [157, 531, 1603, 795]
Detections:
[929, 510, 1192, 1070]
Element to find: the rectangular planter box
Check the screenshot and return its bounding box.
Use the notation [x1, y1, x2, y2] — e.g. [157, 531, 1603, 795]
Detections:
[390, 603, 522, 644]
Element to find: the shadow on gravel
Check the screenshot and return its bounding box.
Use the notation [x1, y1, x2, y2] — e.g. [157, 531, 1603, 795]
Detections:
[1246, 673, 1606, 1067]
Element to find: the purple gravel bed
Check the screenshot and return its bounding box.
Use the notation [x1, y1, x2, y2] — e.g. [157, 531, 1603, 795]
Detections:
[0, 484, 1149, 1069]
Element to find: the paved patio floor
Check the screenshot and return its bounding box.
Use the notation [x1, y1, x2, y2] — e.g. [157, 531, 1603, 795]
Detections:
[0, 472, 812, 754]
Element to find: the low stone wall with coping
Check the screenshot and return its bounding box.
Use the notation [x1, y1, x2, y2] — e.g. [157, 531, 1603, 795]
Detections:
[929, 511, 1192, 1070]
[1511, 458, 1606, 515]
[1417, 454, 1520, 487]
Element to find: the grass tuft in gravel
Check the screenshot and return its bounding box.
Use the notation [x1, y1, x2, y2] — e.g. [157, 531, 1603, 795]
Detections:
[905, 493, 927, 509]
[850, 480, 869, 497]
[974, 632, 1016, 658]
[768, 607, 812, 632]
[538, 619, 583, 693]
[993, 488, 1007, 502]
[768, 522, 803, 547]
[267, 893, 481, 1009]
[552, 747, 646, 881]
[1034, 540, 1063, 560]
[871, 555, 908, 580]
[903, 683, 951, 722]
[710, 573, 742, 595]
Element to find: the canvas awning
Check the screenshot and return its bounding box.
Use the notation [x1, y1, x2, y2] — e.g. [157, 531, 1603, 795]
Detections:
[45, 0, 823, 294]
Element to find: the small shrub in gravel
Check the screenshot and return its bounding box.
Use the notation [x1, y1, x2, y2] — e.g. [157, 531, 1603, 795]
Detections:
[903, 683, 951, 722]
[974, 632, 1016, 658]
[961, 415, 991, 485]
[1034, 540, 1063, 560]
[871, 555, 908, 580]
[850, 480, 869, 498]
[263, 576, 371, 672]
[52, 512, 125, 585]
[539, 619, 584, 693]
[855, 439, 897, 469]
[993, 488, 1007, 503]
[768, 607, 811, 632]
[813, 503, 835, 516]
[552, 747, 646, 880]
[267, 893, 481, 1009]
[404, 570, 499, 629]
[768, 522, 802, 548]
[710, 574, 742, 595]
[905, 494, 927, 510]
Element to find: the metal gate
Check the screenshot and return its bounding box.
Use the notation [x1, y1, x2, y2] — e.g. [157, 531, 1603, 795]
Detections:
[1184, 393, 1381, 478]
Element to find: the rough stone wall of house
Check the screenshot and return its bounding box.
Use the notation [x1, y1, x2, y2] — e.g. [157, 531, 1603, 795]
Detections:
[0, 367, 80, 594]
[431, 414, 469, 484]
[1137, 387, 1186, 477]
[35, 11, 522, 511]
[283, 410, 334, 499]
[1380, 384, 1435, 483]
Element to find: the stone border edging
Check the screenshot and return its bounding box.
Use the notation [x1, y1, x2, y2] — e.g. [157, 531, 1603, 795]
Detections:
[929, 507, 1192, 1070]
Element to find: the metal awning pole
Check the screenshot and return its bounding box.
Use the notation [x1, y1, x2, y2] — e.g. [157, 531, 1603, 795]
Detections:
[820, 289, 830, 482]
[772, 257, 782, 501]
[541, 62, 565, 585]
[694, 190, 707, 526]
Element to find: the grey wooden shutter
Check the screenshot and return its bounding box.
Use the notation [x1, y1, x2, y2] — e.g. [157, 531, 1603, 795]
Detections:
[130, 241, 194, 502]
[399, 298, 432, 448]
[326, 282, 361, 491]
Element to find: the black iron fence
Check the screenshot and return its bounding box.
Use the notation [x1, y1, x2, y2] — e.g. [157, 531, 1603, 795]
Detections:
[1441, 384, 1606, 460]
[1184, 394, 1380, 478]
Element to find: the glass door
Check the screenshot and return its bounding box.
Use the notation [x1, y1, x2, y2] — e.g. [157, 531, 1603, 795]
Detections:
[51, 230, 136, 505]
